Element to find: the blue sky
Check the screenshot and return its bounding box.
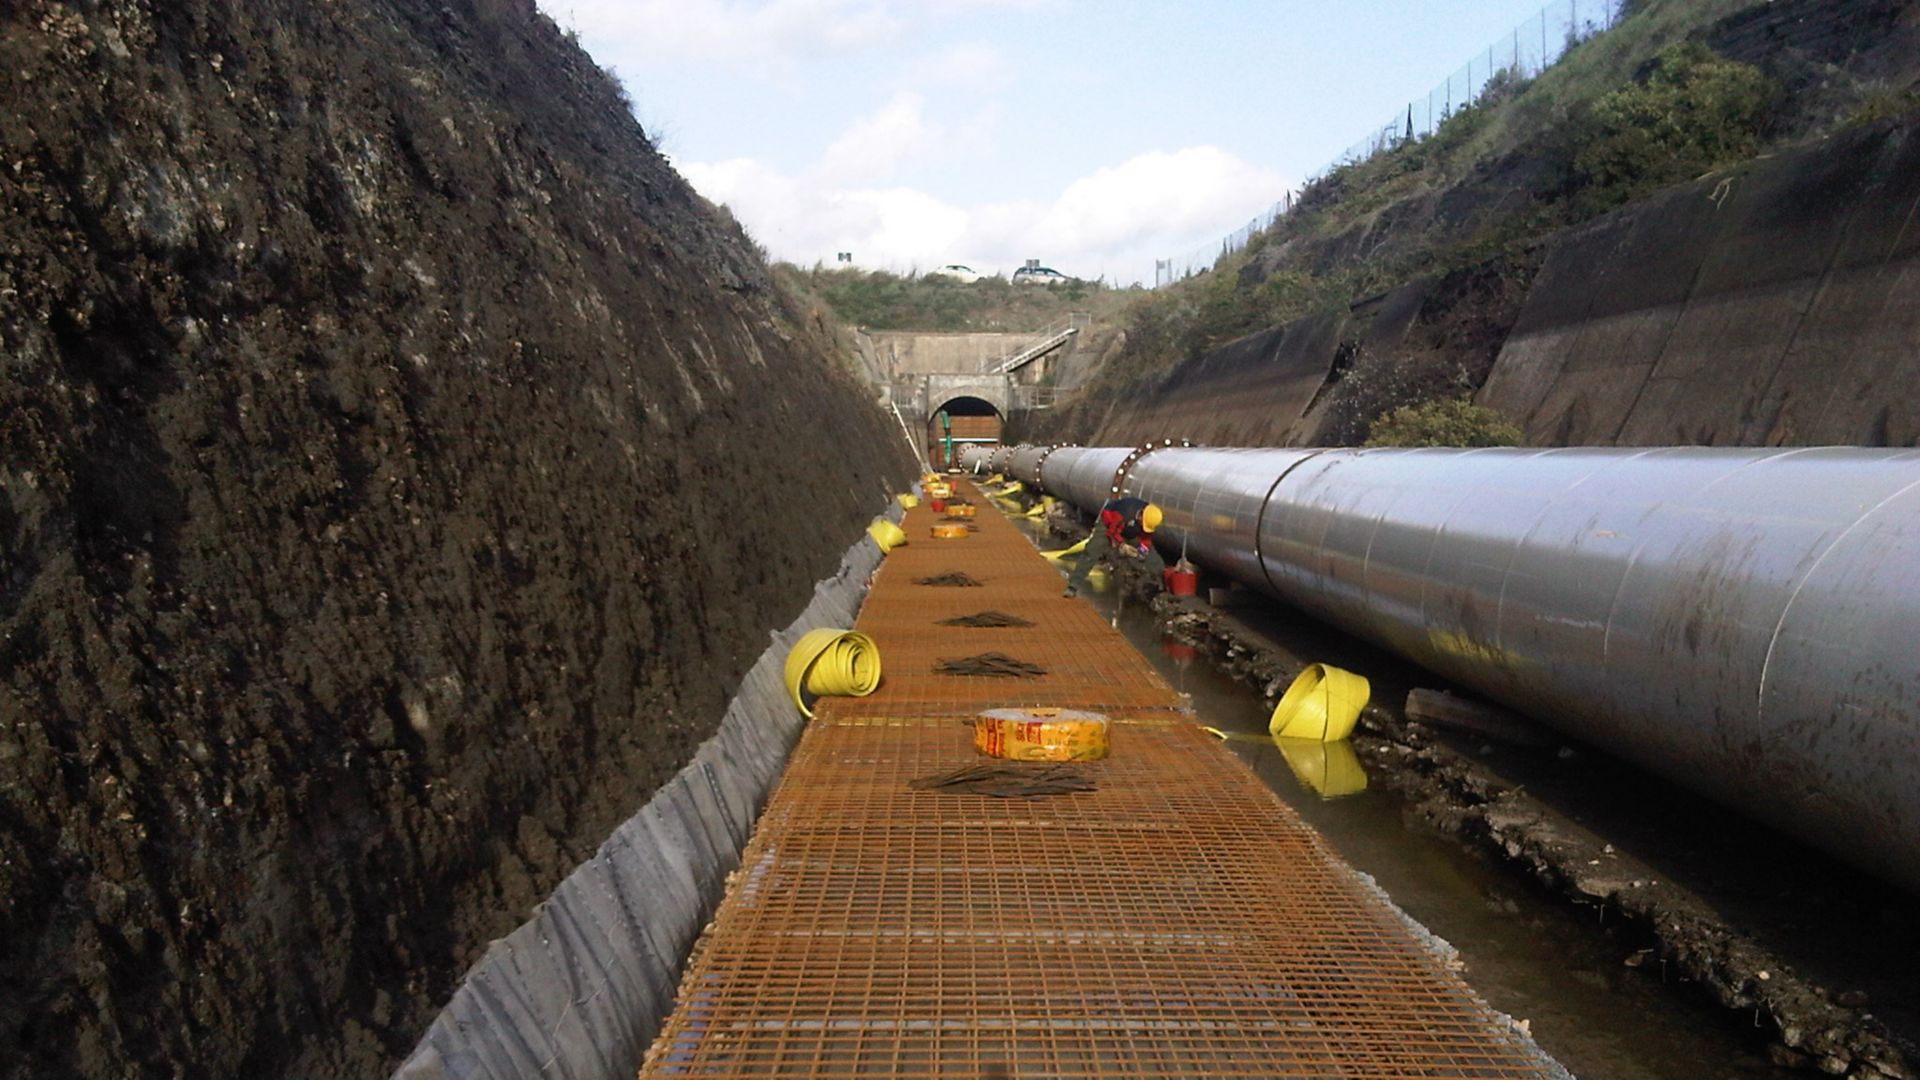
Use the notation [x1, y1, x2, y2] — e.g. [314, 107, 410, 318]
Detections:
[543, 0, 1561, 284]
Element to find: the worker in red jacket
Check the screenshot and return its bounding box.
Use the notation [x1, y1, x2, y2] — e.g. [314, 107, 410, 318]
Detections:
[1064, 496, 1165, 597]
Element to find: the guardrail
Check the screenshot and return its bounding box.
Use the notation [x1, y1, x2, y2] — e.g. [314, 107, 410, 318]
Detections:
[979, 313, 1090, 373]
[1010, 385, 1060, 410]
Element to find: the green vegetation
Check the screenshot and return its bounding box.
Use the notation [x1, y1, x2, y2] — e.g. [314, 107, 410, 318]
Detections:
[1365, 398, 1525, 448]
[777, 265, 1142, 332]
[1565, 42, 1776, 210]
[1084, 0, 1829, 427]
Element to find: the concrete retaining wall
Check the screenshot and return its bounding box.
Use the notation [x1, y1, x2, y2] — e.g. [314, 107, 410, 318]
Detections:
[1046, 119, 1920, 454]
[1082, 281, 1433, 448]
[860, 330, 1049, 378]
[1478, 120, 1920, 447]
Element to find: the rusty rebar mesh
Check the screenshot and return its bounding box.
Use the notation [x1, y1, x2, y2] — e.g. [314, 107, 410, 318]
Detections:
[932, 653, 1047, 678]
[936, 611, 1035, 628]
[637, 481, 1555, 1078]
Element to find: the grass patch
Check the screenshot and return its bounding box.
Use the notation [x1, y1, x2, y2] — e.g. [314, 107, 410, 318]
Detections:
[1366, 398, 1525, 447]
[780, 265, 1143, 333]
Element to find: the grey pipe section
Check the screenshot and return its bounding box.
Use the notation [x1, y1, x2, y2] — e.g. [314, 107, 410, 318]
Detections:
[1006, 444, 1061, 487]
[1032, 444, 1920, 892]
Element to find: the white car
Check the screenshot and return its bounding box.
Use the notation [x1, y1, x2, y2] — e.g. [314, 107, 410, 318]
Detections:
[1012, 266, 1072, 286]
[927, 264, 984, 283]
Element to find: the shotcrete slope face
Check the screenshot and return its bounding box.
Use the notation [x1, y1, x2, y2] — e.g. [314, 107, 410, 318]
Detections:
[0, 1, 911, 1076]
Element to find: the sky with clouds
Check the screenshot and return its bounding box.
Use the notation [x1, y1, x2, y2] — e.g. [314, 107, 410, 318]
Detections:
[542, 0, 1559, 285]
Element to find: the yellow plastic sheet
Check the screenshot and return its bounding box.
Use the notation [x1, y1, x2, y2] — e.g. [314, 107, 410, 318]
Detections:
[1041, 536, 1089, 560]
[867, 519, 908, 552]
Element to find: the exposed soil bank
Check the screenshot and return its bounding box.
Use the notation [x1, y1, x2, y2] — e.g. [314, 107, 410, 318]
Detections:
[0, 2, 912, 1076]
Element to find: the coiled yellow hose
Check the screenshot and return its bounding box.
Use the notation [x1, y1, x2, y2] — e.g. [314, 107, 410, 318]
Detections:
[896, 493, 920, 509]
[784, 628, 882, 717]
[1269, 663, 1371, 741]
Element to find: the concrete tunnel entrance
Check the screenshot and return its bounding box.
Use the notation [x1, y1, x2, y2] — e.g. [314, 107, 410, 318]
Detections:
[926, 395, 1001, 469]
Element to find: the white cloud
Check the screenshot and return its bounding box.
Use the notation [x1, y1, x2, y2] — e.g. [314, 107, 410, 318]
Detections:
[818, 92, 936, 184]
[549, 0, 904, 69]
[547, 0, 1055, 75]
[912, 42, 1012, 87]
[545, 1, 1287, 283]
[680, 140, 1288, 285]
[1022, 147, 1283, 255]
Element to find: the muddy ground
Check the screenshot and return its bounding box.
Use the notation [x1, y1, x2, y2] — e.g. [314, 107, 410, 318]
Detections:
[0, 2, 912, 1076]
[1036, 503, 1918, 1079]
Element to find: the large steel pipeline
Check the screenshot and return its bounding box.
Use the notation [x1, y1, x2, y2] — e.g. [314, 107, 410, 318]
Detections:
[1024, 443, 1920, 892]
[959, 444, 1013, 475]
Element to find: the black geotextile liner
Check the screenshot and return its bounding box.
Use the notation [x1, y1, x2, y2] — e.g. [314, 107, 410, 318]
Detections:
[396, 499, 906, 1080]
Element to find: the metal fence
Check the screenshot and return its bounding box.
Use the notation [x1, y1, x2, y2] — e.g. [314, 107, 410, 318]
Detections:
[1155, 0, 1628, 288]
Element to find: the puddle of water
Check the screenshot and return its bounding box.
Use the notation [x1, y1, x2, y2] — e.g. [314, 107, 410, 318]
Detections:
[1013, 517, 1792, 1079]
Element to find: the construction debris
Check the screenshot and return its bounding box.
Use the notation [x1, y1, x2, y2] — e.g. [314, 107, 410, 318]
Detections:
[1405, 688, 1553, 747]
[934, 652, 1047, 678]
[913, 571, 983, 587]
[908, 762, 1096, 798]
[937, 611, 1035, 628]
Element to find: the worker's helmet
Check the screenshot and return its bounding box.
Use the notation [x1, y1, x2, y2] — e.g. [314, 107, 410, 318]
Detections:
[1141, 504, 1164, 533]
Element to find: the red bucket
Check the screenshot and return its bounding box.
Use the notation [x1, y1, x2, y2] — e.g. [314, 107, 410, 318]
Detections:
[1164, 566, 1199, 597]
[929, 498, 947, 513]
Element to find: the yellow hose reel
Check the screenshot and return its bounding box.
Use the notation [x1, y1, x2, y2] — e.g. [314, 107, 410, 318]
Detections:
[868, 518, 908, 552]
[1269, 663, 1371, 741]
[784, 628, 882, 717]
[976, 707, 1109, 762]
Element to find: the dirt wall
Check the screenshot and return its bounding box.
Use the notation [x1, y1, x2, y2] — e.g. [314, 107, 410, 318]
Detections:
[0, 1, 912, 1076]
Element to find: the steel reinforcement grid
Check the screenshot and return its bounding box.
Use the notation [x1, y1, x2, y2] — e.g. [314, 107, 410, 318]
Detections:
[637, 481, 1558, 1077]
